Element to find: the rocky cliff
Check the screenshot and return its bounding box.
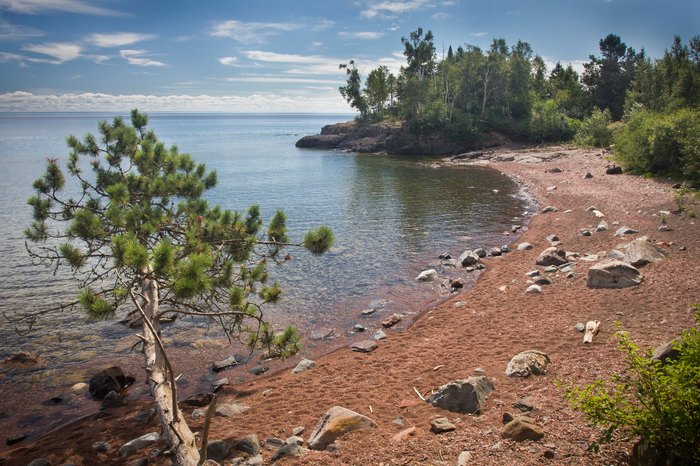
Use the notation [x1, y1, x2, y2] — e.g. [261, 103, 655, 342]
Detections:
[295, 120, 476, 155]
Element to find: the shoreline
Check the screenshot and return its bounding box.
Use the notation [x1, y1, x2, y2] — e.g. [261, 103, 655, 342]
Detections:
[3, 144, 699, 465]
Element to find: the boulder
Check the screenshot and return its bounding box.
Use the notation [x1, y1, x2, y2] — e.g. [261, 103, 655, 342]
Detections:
[606, 166, 623, 175]
[271, 443, 308, 462]
[416, 269, 438, 282]
[458, 250, 480, 267]
[651, 339, 682, 364]
[215, 403, 250, 417]
[457, 450, 473, 465]
[473, 248, 488, 258]
[89, 366, 134, 400]
[596, 220, 609, 232]
[307, 406, 377, 450]
[517, 242, 533, 251]
[505, 350, 550, 377]
[614, 226, 638, 237]
[381, 314, 402, 328]
[292, 359, 316, 374]
[350, 340, 378, 353]
[234, 434, 261, 455]
[502, 418, 545, 442]
[525, 285, 542, 294]
[426, 376, 494, 414]
[212, 354, 248, 372]
[1, 351, 42, 368]
[624, 237, 666, 267]
[430, 417, 456, 433]
[535, 247, 567, 266]
[203, 440, 231, 463]
[587, 260, 643, 288]
[118, 432, 159, 456]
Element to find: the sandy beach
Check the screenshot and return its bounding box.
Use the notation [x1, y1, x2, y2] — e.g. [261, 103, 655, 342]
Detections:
[3, 145, 699, 465]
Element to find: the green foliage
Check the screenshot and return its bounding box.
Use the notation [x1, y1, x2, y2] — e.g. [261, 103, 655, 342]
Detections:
[613, 108, 700, 184]
[575, 108, 615, 147]
[565, 311, 700, 463]
[528, 100, 577, 143]
[303, 226, 335, 255]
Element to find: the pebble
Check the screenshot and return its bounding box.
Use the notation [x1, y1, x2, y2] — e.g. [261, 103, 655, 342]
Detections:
[430, 417, 456, 433]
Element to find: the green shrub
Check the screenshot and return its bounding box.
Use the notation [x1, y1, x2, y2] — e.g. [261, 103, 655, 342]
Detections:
[564, 309, 700, 463]
[528, 99, 577, 143]
[613, 108, 700, 185]
[575, 108, 614, 147]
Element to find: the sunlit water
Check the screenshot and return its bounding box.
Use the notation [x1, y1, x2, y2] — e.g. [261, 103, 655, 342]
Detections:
[0, 113, 531, 440]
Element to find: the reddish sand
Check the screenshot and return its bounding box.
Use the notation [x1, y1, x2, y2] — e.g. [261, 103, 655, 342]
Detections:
[3, 146, 699, 465]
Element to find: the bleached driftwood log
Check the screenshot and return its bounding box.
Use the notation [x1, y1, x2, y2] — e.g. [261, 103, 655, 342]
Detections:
[583, 320, 601, 344]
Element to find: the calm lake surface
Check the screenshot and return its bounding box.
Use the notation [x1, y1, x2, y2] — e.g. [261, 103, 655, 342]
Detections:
[0, 113, 530, 432]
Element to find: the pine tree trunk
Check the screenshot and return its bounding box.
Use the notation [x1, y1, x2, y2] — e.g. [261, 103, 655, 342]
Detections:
[142, 276, 200, 465]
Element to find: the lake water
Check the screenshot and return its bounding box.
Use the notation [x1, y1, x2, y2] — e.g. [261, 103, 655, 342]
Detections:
[0, 113, 530, 439]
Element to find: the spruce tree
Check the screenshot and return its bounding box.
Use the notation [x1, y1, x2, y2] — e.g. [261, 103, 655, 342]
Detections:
[25, 110, 334, 465]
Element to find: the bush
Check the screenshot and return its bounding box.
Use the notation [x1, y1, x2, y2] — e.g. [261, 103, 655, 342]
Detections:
[564, 309, 700, 463]
[613, 108, 700, 185]
[528, 100, 577, 143]
[575, 108, 614, 147]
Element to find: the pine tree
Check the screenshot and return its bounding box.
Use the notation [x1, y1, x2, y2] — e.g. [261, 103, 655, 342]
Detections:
[25, 110, 334, 465]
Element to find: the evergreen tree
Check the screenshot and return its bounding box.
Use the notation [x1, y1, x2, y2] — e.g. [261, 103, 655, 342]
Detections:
[25, 111, 333, 465]
[339, 60, 368, 118]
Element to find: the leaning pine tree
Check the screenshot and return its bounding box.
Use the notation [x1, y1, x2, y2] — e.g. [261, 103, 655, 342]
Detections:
[24, 110, 334, 465]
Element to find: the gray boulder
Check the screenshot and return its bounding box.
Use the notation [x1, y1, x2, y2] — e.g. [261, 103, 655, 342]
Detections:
[535, 247, 567, 266]
[118, 432, 159, 456]
[416, 269, 438, 281]
[587, 260, 643, 288]
[505, 350, 550, 377]
[307, 406, 377, 450]
[458, 250, 480, 266]
[614, 226, 638, 237]
[624, 237, 666, 267]
[292, 359, 316, 374]
[203, 440, 230, 463]
[426, 376, 494, 414]
[502, 417, 545, 441]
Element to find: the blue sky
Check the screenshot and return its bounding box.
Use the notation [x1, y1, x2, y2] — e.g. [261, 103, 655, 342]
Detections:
[0, 0, 697, 112]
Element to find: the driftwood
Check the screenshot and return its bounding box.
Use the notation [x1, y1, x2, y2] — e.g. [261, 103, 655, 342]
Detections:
[583, 320, 601, 344]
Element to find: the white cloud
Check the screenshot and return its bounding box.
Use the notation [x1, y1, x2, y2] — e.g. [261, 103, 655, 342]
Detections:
[361, 0, 435, 19]
[87, 32, 157, 48]
[0, 0, 123, 16]
[225, 75, 341, 84]
[0, 19, 44, 41]
[210, 20, 303, 43]
[338, 31, 384, 40]
[287, 63, 346, 75]
[0, 90, 352, 113]
[542, 56, 587, 75]
[431, 12, 449, 20]
[119, 49, 166, 67]
[218, 56, 238, 66]
[243, 50, 331, 64]
[469, 31, 487, 38]
[22, 42, 81, 63]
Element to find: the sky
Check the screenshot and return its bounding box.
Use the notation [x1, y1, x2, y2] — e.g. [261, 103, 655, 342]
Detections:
[0, 0, 697, 113]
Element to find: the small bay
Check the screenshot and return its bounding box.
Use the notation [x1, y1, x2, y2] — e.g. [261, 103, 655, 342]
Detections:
[0, 112, 528, 383]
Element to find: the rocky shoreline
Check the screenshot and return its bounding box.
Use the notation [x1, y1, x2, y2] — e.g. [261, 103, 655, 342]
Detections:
[295, 120, 500, 155]
[3, 145, 699, 465]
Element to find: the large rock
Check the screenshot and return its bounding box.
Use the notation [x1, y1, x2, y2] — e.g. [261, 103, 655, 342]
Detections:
[212, 354, 248, 372]
[426, 376, 494, 414]
[624, 237, 666, 267]
[458, 250, 480, 267]
[292, 358, 316, 373]
[307, 406, 377, 450]
[505, 350, 550, 377]
[651, 339, 682, 364]
[502, 417, 545, 441]
[118, 432, 159, 456]
[203, 440, 231, 463]
[89, 366, 134, 400]
[587, 260, 643, 288]
[416, 269, 438, 282]
[215, 403, 250, 417]
[535, 247, 567, 266]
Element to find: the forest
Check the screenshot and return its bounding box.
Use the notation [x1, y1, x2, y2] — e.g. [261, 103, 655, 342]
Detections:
[339, 29, 700, 185]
